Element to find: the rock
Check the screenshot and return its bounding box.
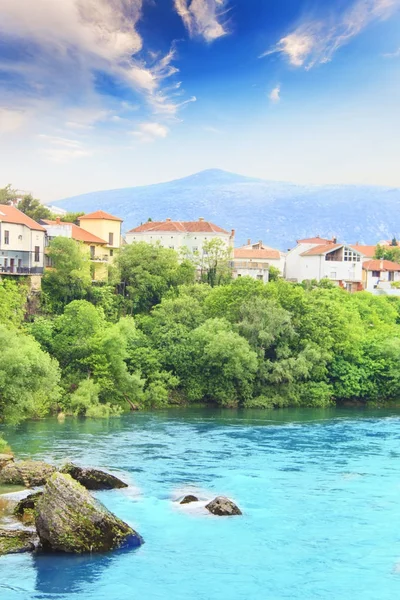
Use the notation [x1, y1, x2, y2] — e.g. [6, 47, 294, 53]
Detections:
[60, 463, 128, 491]
[205, 496, 242, 516]
[180, 495, 199, 505]
[0, 453, 14, 471]
[35, 473, 143, 553]
[14, 492, 43, 525]
[0, 528, 37, 555]
[0, 460, 56, 488]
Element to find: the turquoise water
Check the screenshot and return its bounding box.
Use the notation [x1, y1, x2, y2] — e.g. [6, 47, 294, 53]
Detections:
[1, 407, 400, 599]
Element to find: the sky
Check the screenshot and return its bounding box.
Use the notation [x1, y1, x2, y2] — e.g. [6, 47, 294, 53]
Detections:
[0, 0, 399, 202]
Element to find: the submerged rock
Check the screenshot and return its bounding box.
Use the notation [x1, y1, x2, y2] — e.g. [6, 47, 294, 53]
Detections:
[14, 492, 43, 525]
[0, 528, 37, 555]
[0, 454, 14, 471]
[35, 473, 143, 553]
[0, 460, 56, 488]
[205, 496, 242, 516]
[60, 463, 128, 491]
[180, 495, 199, 505]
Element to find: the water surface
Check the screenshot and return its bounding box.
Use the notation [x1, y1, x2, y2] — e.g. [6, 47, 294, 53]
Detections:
[1, 407, 400, 600]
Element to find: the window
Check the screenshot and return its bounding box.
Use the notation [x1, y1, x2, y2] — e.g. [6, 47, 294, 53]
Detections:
[257, 274, 263, 281]
[34, 246, 40, 262]
[108, 232, 114, 246]
[193, 246, 198, 252]
[90, 245, 95, 258]
[343, 248, 361, 262]
[110, 249, 114, 257]
[169, 245, 174, 250]
[372, 270, 380, 277]
[389, 271, 395, 282]
[4, 259, 8, 268]
[4, 230, 9, 245]
[330, 271, 337, 279]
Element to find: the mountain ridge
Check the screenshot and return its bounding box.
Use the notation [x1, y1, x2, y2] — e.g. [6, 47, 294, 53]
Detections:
[52, 170, 400, 249]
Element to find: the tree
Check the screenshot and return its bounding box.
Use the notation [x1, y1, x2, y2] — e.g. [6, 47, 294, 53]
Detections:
[60, 212, 85, 224]
[0, 280, 27, 327]
[375, 244, 400, 263]
[18, 194, 52, 222]
[0, 184, 18, 205]
[117, 242, 195, 314]
[42, 237, 92, 312]
[198, 239, 233, 287]
[0, 326, 61, 423]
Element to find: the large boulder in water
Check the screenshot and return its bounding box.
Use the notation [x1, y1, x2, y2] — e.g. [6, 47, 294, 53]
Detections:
[0, 460, 55, 488]
[205, 496, 242, 516]
[180, 495, 199, 505]
[60, 463, 128, 491]
[0, 528, 37, 555]
[14, 492, 43, 525]
[35, 473, 143, 553]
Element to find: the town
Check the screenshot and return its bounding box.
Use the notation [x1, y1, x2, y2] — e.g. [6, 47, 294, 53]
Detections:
[1, 200, 399, 294]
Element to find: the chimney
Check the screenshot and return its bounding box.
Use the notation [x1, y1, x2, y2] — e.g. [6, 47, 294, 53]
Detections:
[199, 217, 204, 221]
[56, 217, 61, 225]
[166, 218, 171, 222]
[247, 239, 251, 245]
[258, 240, 262, 248]
[333, 237, 337, 244]
[231, 229, 235, 239]
[380, 260, 384, 270]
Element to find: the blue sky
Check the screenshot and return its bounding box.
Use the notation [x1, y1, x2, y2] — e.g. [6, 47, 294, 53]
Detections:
[0, 0, 399, 201]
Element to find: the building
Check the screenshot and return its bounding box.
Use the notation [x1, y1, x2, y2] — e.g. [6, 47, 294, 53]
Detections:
[126, 218, 234, 254]
[232, 240, 285, 283]
[285, 237, 364, 291]
[41, 217, 112, 281]
[362, 259, 400, 292]
[0, 204, 45, 280]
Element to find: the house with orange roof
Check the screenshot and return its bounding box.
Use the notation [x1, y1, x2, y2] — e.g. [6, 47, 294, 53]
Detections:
[0, 204, 45, 281]
[41, 210, 123, 281]
[285, 236, 364, 291]
[362, 259, 400, 292]
[232, 240, 285, 283]
[125, 217, 235, 256]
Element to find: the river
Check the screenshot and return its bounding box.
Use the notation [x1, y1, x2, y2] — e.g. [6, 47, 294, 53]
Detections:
[1, 407, 400, 599]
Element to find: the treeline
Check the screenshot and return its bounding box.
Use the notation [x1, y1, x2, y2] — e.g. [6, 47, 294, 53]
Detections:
[2, 236, 400, 425]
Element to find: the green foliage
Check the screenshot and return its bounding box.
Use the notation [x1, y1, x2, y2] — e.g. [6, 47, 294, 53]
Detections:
[198, 238, 233, 287]
[60, 212, 85, 224]
[117, 242, 195, 313]
[42, 237, 92, 312]
[375, 244, 400, 263]
[0, 325, 61, 423]
[0, 280, 27, 327]
[18, 194, 52, 222]
[0, 184, 18, 205]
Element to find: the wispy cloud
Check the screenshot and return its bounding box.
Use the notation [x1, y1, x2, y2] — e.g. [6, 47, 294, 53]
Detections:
[269, 84, 281, 103]
[131, 122, 169, 142]
[383, 46, 400, 57]
[262, 0, 400, 68]
[0, 108, 27, 133]
[38, 134, 92, 162]
[174, 0, 229, 42]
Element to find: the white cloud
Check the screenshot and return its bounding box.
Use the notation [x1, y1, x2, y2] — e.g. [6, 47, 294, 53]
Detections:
[262, 0, 400, 68]
[174, 0, 229, 42]
[131, 122, 169, 142]
[38, 133, 92, 162]
[269, 84, 281, 103]
[383, 47, 400, 57]
[0, 108, 27, 133]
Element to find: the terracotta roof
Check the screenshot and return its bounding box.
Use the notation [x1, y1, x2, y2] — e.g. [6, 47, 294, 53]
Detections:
[79, 210, 123, 222]
[0, 204, 46, 231]
[127, 219, 230, 235]
[350, 244, 376, 258]
[42, 220, 107, 244]
[363, 259, 400, 272]
[234, 248, 281, 260]
[297, 236, 334, 244]
[301, 244, 343, 256]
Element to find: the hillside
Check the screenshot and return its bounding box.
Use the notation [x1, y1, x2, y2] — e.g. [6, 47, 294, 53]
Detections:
[51, 170, 400, 249]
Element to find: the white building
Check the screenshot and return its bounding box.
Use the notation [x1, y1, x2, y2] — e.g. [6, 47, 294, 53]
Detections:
[0, 204, 46, 276]
[126, 218, 235, 254]
[285, 236, 364, 292]
[362, 259, 400, 292]
[232, 240, 285, 283]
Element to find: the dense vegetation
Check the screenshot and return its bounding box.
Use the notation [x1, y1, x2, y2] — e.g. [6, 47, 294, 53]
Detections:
[2, 234, 400, 426]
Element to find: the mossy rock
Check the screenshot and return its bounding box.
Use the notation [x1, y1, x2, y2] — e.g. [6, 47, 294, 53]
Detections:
[35, 473, 143, 553]
[205, 496, 242, 516]
[0, 454, 14, 471]
[180, 495, 199, 505]
[0, 528, 37, 555]
[60, 463, 128, 491]
[0, 461, 56, 488]
[14, 492, 43, 525]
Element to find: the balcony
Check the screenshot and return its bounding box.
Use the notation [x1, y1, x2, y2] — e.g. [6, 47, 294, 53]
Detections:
[90, 255, 109, 263]
[0, 266, 44, 275]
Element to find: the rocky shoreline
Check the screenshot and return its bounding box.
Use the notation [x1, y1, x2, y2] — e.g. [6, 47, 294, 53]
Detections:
[0, 453, 242, 557]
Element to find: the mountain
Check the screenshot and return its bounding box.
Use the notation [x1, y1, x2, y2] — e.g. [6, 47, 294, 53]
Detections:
[51, 169, 400, 250]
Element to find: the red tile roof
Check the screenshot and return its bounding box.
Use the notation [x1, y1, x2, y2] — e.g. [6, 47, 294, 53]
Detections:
[42, 220, 107, 244]
[363, 259, 400, 272]
[128, 219, 230, 234]
[79, 210, 123, 222]
[350, 244, 376, 258]
[301, 243, 343, 256]
[0, 204, 46, 231]
[234, 248, 281, 260]
[297, 236, 334, 244]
